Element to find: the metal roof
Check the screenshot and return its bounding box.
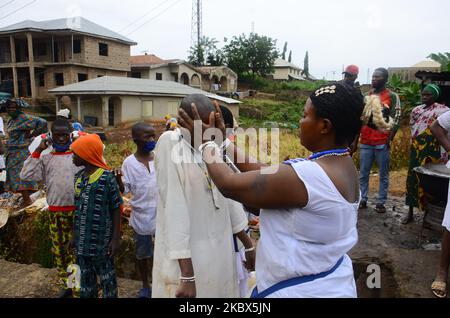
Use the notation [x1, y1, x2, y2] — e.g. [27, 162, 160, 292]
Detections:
[48, 76, 241, 104]
[288, 74, 307, 81]
[0, 17, 136, 45]
[274, 58, 302, 70]
[411, 60, 441, 68]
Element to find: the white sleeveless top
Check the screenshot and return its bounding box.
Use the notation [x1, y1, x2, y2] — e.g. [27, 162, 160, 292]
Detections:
[255, 160, 359, 298]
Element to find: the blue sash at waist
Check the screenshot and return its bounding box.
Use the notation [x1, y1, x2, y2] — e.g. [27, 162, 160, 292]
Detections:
[251, 256, 345, 298]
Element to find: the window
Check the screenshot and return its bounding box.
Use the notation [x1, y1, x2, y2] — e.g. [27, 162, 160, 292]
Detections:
[73, 39, 81, 54]
[39, 73, 45, 87]
[168, 101, 180, 115]
[35, 43, 47, 56]
[131, 72, 141, 79]
[54, 73, 64, 86]
[99, 43, 108, 56]
[142, 101, 153, 117]
[78, 73, 87, 82]
[156, 73, 163, 81]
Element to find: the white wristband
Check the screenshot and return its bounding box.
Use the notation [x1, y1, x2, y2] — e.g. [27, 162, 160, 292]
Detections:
[199, 141, 219, 156]
[245, 247, 255, 252]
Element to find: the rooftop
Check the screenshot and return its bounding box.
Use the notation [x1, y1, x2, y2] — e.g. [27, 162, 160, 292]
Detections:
[130, 54, 166, 67]
[274, 58, 302, 70]
[0, 17, 136, 45]
[411, 60, 441, 68]
[48, 76, 241, 105]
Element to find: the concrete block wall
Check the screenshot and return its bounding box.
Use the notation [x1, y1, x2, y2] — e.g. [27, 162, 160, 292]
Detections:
[84, 36, 131, 71]
[36, 66, 127, 98]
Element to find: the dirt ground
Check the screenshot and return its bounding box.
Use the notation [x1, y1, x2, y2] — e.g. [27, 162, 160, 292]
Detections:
[355, 170, 446, 298]
[95, 121, 167, 145]
[352, 193, 443, 298]
[369, 170, 408, 198]
[0, 259, 141, 298]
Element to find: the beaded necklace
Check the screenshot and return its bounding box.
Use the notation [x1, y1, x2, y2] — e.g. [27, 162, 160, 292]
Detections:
[284, 148, 350, 165]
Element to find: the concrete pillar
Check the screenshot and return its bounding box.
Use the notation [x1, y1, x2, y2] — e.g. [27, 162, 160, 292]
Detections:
[55, 96, 60, 113]
[12, 67, 18, 97]
[101, 96, 109, 127]
[51, 36, 54, 63]
[10, 36, 18, 97]
[26, 33, 37, 100]
[77, 96, 82, 122]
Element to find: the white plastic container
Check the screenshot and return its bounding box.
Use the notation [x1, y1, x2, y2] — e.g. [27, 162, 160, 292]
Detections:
[28, 134, 53, 156]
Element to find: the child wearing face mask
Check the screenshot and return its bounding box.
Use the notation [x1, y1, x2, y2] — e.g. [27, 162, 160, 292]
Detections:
[115, 122, 158, 299]
[20, 118, 82, 298]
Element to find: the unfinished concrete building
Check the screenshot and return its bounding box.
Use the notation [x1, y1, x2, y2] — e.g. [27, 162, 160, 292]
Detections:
[130, 54, 238, 93]
[0, 17, 136, 102]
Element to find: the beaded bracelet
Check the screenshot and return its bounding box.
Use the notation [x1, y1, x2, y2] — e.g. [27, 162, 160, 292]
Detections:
[180, 276, 196, 283]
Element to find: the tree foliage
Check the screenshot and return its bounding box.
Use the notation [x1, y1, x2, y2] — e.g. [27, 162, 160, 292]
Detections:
[388, 74, 421, 118]
[282, 42, 288, 60]
[302, 51, 310, 78]
[222, 33, 279, 77]
[188, 36, 223, 67]
[427, 52, 450, 72]
[428, 53, 450, 72]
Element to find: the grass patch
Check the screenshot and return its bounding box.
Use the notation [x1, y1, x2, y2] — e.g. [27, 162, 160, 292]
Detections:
[104, 140, 136, 169]
[239, 98, 304, 129]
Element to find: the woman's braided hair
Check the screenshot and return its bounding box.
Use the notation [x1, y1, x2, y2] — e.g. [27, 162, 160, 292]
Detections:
[309, 82, 365, 145]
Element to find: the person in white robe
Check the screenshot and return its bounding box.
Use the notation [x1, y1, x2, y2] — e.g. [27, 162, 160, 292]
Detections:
[152, 94, 254, 298]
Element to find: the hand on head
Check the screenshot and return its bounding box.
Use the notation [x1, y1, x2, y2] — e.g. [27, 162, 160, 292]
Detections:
[178, 99, 226, 145]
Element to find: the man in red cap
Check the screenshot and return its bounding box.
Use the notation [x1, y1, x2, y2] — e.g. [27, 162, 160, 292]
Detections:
[341, 65, 360, 88]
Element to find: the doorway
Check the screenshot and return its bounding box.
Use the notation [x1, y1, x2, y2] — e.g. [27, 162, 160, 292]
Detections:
[108, 100, 115, 126]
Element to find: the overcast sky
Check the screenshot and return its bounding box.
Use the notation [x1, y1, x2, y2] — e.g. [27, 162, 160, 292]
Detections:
[1, 0, 449, 83]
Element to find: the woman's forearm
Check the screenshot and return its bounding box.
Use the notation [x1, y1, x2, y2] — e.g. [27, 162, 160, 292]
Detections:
[225, 142, 268, 173]
[203, 146, 238, 196]
[431, 121, 450, 152]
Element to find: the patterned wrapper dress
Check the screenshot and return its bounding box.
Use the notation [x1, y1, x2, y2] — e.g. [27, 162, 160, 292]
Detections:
[5, 112, 47, 192]
[406, 103, 449, 209]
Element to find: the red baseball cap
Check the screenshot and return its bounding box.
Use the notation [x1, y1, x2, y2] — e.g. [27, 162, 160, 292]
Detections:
[343, 65, 359, 75]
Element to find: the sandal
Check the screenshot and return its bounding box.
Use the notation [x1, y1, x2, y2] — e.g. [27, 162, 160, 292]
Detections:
[375, 204, 387, 214]
[431, 281, 447, 298]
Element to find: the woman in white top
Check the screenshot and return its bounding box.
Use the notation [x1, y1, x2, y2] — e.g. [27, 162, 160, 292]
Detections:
[178, 82, 365, 298]
[430, 112, 450, 298]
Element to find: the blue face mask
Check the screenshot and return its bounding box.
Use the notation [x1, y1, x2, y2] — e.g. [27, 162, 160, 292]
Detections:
[53, 141, 72, 153]
[143, 140, 157, 153]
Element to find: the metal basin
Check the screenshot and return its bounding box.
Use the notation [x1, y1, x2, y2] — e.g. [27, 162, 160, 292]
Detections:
[414, 163, 450, 232]
[414, 163, 450, 206]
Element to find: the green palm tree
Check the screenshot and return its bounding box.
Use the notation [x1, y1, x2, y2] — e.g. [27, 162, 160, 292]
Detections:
[427, 53, 450, 71]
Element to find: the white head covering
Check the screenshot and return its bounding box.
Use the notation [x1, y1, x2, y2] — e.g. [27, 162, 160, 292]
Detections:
[57, 108, 71, 119]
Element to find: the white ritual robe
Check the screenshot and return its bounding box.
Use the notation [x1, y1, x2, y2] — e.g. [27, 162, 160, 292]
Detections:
[152, 130, 248, 298]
